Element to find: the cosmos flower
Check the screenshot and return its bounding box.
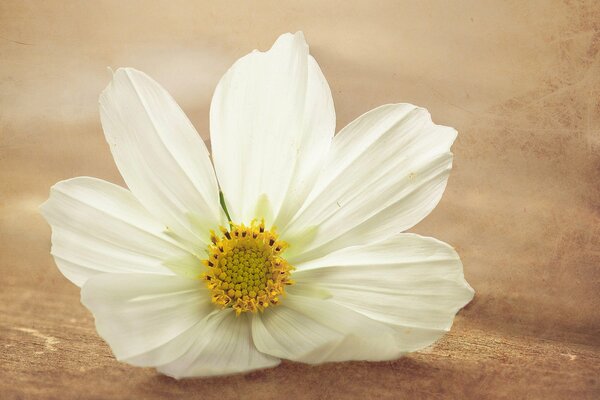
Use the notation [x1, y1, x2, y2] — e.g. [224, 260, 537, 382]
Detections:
[41, 32, 474, 378]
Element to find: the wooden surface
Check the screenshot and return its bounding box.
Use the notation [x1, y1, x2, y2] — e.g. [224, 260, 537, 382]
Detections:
[2, 311, 599, 399]
[1, 1, 600, 399]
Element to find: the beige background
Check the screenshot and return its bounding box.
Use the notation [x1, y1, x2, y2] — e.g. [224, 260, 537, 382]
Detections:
[1, 1, 599, 399]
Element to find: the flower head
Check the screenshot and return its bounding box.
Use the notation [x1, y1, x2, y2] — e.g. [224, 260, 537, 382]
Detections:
[203, 220, 294, 314]
[41, 32, 473, 378]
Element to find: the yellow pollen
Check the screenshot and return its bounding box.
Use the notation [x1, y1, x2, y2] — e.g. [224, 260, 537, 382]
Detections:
[201, 220, 294, 315]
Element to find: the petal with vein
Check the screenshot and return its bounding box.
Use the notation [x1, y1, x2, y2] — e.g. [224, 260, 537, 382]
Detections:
[81, 273, 213, 365]
[100, 68, 223, 252]
[157, 310, 280, 378]
[40, 177, 197, 286]
[291, 233, 474, 352]
[210, 32, 335, 227]
[252, 294, 403, 364]
[284, 104, 456, 263]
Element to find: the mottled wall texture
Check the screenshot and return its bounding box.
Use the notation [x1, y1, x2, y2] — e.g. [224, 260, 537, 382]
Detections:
[1, 1, 599, 399]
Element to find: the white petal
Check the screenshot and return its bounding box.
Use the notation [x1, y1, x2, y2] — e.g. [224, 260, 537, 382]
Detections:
[283, 104, 456, 263]
[100, 68, 223, 251]
[125, 320, 203, 368]
[157, 310, 280, 378]
[81, 273, 214, 365]
[210, 32, 335, 227]
[251, 294, 403, 364]
[291, 233, 474, 352]
[40, 177, 197, 286]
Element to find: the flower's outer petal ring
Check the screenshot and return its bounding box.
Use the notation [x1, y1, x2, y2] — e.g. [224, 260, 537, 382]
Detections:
[157, 310, 280, 378]
[100, 68, 223, 253]
[210, 32, 335, 228]
[40, 177, 198, 287]
[81, 273, 214, 366]
[284, 103, 456, 264]
[251, 294, 404, 364]
[291, 233, 474, 352]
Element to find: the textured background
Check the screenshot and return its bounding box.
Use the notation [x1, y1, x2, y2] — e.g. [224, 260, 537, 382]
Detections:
[1, 1, 599, 398]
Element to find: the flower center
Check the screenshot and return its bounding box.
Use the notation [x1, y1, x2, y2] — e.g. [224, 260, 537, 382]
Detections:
[202, 220, 294, 315]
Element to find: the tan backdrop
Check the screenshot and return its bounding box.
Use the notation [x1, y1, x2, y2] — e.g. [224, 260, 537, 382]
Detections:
[1, 1, 599, 399]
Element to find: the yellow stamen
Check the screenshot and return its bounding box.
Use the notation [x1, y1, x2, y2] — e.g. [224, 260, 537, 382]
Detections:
[201, 220, 294, 315]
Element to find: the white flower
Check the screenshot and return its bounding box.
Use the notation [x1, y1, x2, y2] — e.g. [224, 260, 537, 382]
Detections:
[41, 32, 474, 378]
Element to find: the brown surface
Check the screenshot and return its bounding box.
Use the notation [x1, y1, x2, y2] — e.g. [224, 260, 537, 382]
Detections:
[1, 1, 599, 399]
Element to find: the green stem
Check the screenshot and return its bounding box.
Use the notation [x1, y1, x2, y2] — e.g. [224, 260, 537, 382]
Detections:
[219, 191, 233, 222]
